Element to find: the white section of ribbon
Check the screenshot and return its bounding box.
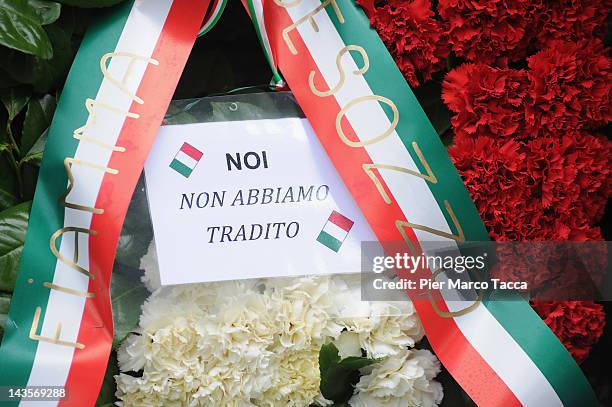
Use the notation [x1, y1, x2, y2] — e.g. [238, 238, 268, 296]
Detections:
[280, 1, 562, 406]
[201, 0, 224, 32]
[198, 0, 227, 36]
[22, 1, 173, 405]
[249, 0, 276, 70]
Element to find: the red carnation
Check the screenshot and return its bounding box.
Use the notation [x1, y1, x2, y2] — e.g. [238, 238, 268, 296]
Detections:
[526, 39, 612, 135]
[369, 0, 448, 87]
[449, 134, 535, 241]
[491, 241, 607, 299]
[442, 63, 529, 140]
[355, 0, 375, 18]
[534, 0, 612, 48]
[450, 132, 609, 242]
[438, 0, 536, 65]
[530, 301, 606, 363]
[526, 131, 611, 225]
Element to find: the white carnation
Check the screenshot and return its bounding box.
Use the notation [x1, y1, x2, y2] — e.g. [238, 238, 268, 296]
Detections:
[140, 239, 161, 292]
[334, 331, 362, 359]
[117, 265, 431, 406]
[266, 275, 344, 347]
[256, 345, 332, 407]
[117, 285, 279, 405]
[339, 301, 424, 358]
[349, 348, 443, 407]
[116, 333, 147, 372]
[116, 277, 342, 406]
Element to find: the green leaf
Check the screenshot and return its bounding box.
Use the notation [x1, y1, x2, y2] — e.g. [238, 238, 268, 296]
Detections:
[0, 20, 73, 93]
[26, 0, 62, 25]
[0, 85, 31, 120]
[0, 292, 11, 340]
[0, 0, 60, 58]
[319, 343, 379, 403]
[110, 263, 148, 347]
[0, 185, 18, 211]
[0, 143, 18, 210]
[0, 201, 31, 292]
[319, 342, 341, 375]
[320, 366, 359, 402]
[21, 94, 55, 154]
[57, 0, 125, 8]
[20, 128, 47, 166]
[336, 356, 378, 371]
[20, 157, 39, 201]
[0, 141, 18, 209]
[30, 23, 72, 91]
[95, 351, 119, 406]
[0, 292, 10, 311]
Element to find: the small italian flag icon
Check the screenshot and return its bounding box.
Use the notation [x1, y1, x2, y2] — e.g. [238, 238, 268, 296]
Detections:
[170, 142, 203, 178]
[317, 210, 354, 252]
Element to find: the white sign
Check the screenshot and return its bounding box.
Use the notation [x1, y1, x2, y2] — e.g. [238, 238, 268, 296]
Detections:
[144, 117, 376, 285]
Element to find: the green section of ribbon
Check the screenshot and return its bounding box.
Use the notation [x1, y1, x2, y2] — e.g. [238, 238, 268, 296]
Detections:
[326, 1, 489, 243]
[245, 0, 284, 85]
[325, 1, 598, 405]
[0, 1, 134, 394]
[198, 0, 228, 36]
[485, 297, 599, 406]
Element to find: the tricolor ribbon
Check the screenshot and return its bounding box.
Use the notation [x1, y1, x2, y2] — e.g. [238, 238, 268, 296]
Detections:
[198, 0, 229, 37]
[243, 1, 598, 406]
[0, 0, 210, 405]
[0, 0, 598, 406]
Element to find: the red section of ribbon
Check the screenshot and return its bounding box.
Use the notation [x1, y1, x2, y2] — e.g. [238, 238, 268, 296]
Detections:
[59, 1, 210, 405]
[204, 0, 221, 24]
[261, 2, 521, 406]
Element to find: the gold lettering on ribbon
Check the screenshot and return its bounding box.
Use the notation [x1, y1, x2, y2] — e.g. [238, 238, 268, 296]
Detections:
[30, 51, 159, 351]
[426, 268, 483, 318]
[282, 0, 344, 55]
[336, 95, 399, 147]
[99, 52, 158, 105]
[73, 98, 139, 152]
[272, 0, 303, 7]
[58, 157, 119, 214]
[396, 214, 477, 318]
[75, 51, 155, 150]
[396, 200, 465, 242]
[29, 307, 85, 349]
[309, 45, 369, 97]
[43, 282, 95, 298]
[394, 220, 419, 257]
[50, 227, 97, 279]
[363, 143, 437, 204]
[273, 0, 478, 318]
